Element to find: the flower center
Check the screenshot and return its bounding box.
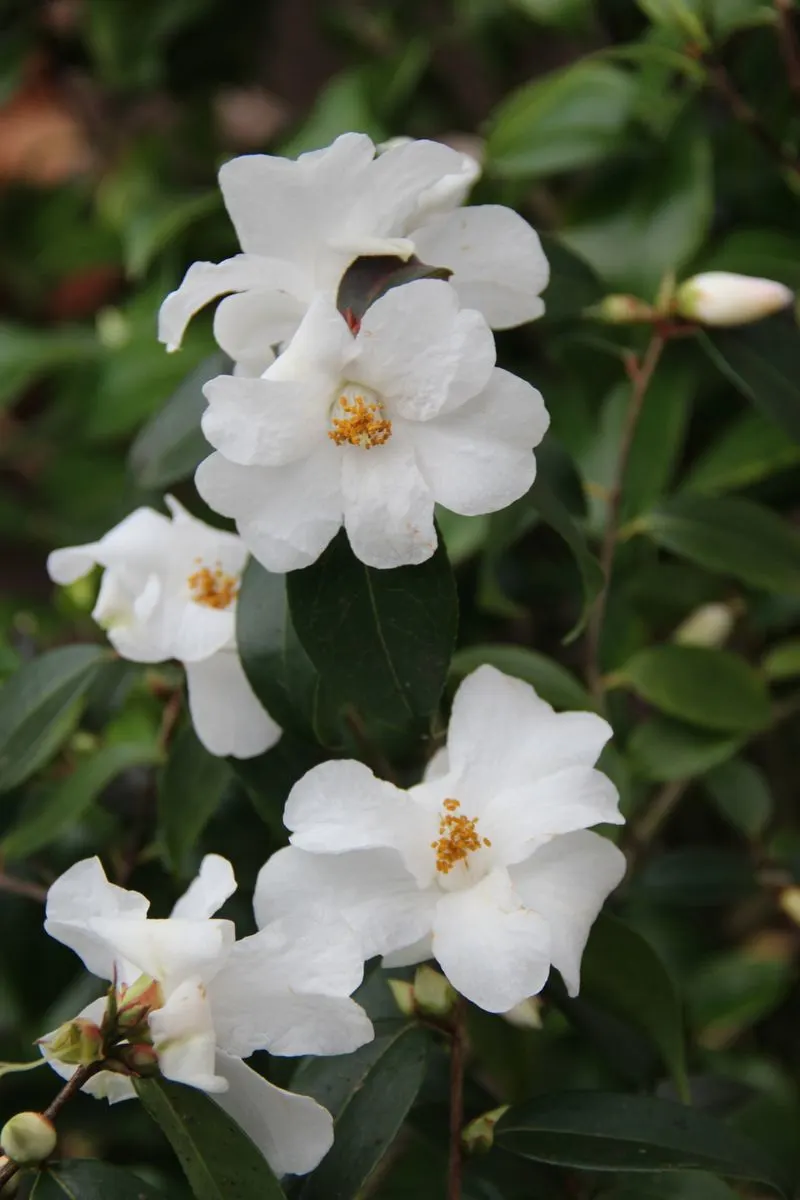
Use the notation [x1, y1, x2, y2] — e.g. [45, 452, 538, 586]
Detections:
[328, 386, 392, 450]
[431, 798, 491, 875]
[187, 561, 239, 610]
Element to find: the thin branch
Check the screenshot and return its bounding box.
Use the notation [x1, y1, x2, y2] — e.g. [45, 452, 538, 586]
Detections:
[708, 63, 800, 175]
[776, 0, 800, 98]
[448, 999, 466, 1200]
[626, 780, 689, 867]
[585, 335, 665, 699]
[0, 871, 47, 904]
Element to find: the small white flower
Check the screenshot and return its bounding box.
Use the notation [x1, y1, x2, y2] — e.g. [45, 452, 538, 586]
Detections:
[255, 666, 626, 1014]
[675, 271, 794, 326]
[158, 133, 549, 372]
[196, 280, 549, 571]
[42, 854, 373, 1177]
[46, 496, 278, 759]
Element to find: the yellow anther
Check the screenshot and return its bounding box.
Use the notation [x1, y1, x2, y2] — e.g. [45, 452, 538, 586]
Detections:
[329, 394, 392, 449]
[187, 565, 238, 610]
[432, 799, 488, 875]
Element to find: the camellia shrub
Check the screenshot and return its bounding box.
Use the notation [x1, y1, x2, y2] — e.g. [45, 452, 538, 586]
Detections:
[0, 2, 799, 1199]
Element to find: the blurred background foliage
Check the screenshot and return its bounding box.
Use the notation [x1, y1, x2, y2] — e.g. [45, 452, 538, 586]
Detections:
[1, 0, 800, 1197]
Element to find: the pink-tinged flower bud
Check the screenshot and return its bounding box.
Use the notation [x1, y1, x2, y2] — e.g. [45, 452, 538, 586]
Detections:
[1, 1112, 57, 1165]
[113, 1043, 160, 1077]
[675, 272, 794, 327]
[462, 1106, 509, 1155]
[115, 975, 164, 1031]
[38, 1018, 104, 1067]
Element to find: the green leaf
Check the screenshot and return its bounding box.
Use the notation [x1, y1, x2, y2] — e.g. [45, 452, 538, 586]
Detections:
[763, 638, 800, 681]
[0, 323, 99, 410]
[486, 61, 636, 179]
[538, 235, 604, 320]
[0, 646, 109, 794]
[287, 530, 457, 732]
[579, 915, 689, 1099]
[30, 1160, 167, 1199]
[699, 314, 800, 445]
[159, 725, 232, 876]
[280, 69, 385, 156]
[639, 493, 800, 595]
[636, 0, 708, 42]
[297, 1026, 429, 1200]
[683, 411, 800, 494]
[436, 510, 490, 566]
[136, 1077, 286, 1200]
[3, 741, 162, 860]
[704, 758, 773, 837]
[496, 1091, 791, 1195]
[236, 559, 319, 736]
[688, 947, 792, 1047]
[124, 191, 218, 278]
[616, 645, 771, 733]
[129, 353, 226, 490]
[449, 644, 593, 712]
[528, 476, 603, 642]
[634, 847, 756, 906]
[698, 229, 800, 291]
[604, 1171, 739, 1199]
[628, 716, 742, 782]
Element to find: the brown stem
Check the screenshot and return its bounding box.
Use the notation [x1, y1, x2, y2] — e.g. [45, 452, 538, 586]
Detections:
[585, 335, 665, 699]
[447, 1000, 466, 1200]
[626, 780, 689, 867]
[344, 708, 399, 785]
[708, 63, 800, 174]
[776, 0, 800, 97]
[0, 871, 47, 904]
[0, 1062, 103, 1191]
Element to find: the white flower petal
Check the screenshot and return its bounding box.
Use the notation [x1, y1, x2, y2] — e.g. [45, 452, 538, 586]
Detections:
[45, 858, 149, 979]
[47, 543, 101, 585]
[432, 868, 551, 1012]
[411, 206, 549, 329]
[212, 1051, 333, 1177]
[355, 280, 495, 420]
[411, 368, 547, 516]
[195, 449, 342, 573]
[264, 292, 355, 384]
[382, 933, 434, 968]
[91, 918, 234, 992]
[149, 978, 227, 1093]
[342, 436, 436, 569]
[170, 602, 235, 664]
[365, 138, 474, 238]
[284, 760, 417, 856]
[213, 290, 305, 369]
[171, 855, 237, 921]
[185, 650, 282, 760]
[255, 846, 434, 961]
[202, 375, 328, 467]
[445, 664, 553, 784]
[423, 746, 450, 782]
[510, 831, 626, 996]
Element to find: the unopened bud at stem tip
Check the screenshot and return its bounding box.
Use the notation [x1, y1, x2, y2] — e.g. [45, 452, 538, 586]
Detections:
[675, 272, 794, 327]
[1, 1112, 57, 1165]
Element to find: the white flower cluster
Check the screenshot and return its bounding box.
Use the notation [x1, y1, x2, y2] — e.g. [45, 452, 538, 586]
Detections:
[42, 134, 626, 1180]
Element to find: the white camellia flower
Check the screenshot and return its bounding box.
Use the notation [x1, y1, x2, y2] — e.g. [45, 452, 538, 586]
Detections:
[195, 280, 549, 571]
[46, 496, 278, 759]
[42, 854, 373, 1177]
[158, 132, 549, 374]
[255, 666, 626, 1014]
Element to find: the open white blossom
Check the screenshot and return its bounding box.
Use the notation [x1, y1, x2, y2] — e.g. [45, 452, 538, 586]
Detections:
[255, 666, 626, 1013]
[42, 854, 373, 1176]
[196, 280, 549, 571]
[158, 132, 549, 373]
[46, 496, 278, 759]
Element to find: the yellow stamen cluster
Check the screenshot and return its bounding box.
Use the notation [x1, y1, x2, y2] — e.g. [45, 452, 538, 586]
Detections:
[328, 394, 392, 449]
[187, 560, 239, 610]
[432, 798, 491, 875]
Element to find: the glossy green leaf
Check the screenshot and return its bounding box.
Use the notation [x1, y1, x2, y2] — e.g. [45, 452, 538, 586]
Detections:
[628, 716, 742, 782]
[30, 1160, 166, 1199]
[688, 947, 792, 1046]
[605, 1171, 739, 1199]
[0, 323, 99, 411]
[539, 234, 604, 320]
[287, 530, 457, 731]
[0, 646, 109, 794]
[616, 645, 771, 733]
[136, 1077, 286, 1200]
[449, 644, 593, 711]
[704, 758, 773, 837]
[580, 915, 689, 1099]
[436, 509, 490, 566]
[699, 313, 800, 445]
[698, 229, 800, 291]
[763, 638, 800, 681]
[129, 353, 226, 489]
[3, 741, 162, 860]
[683, 411, 800, 494]
[159, 725, 232, 876]
[636, 0, 708, 41]
[486, 61, 636, 179]
[640, 493, 800, 595]
[634, 847, 756, 906]
[528, 476, 603, 642]
[496, 1091, 791, 1195]
[297, 1025, 429, 1200]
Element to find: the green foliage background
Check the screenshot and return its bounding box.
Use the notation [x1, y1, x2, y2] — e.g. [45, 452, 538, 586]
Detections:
[1, 0, 800, 1197]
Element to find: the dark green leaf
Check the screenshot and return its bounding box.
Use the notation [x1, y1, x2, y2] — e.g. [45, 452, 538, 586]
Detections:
[634, 848, 756, 906]
[539, 234, 604, 320]
[129, 353, 227, 490]
[698, 229, 800, 291]
[496, 1091, 791, 1195]
[704, 758, 773, 837]
[639, 493, 800, 595]
[604, 1171, 739, 1199]
[763, 638, 800, 681]
[159, 725, 232, 876]
[3, 741, 162, 860]
[683, 411, 800, 494]
[0, 646, 109, 794]
[528, 476, 603, 642]
[30, 1160, 166, 1199]
[336, 255, 452, 324]
[298, 1025, 429, 1200]
[628, 716, 742, 782]
[449, 644, 593, 711]
[699, 313, 800, 445]
[688, 947, 792, 1046]
[580, 915, 689, 1099]
[287, 530, 457, 731]
[616, 645, 771, 733]
[136, 1077, 286, 1200]
[0, 323, 99, 411]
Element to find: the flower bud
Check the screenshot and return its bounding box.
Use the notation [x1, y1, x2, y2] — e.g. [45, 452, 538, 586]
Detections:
[585, 294, 658, 324]
[502, 997, 543, 1030]
[39, 1018, 104, 1067]
[115, 975, 164, 1031]
[113, 1043, 160, 1077]
[462, 1105, 509, 1155]
[387, 979, 416, 1017]
[779, 887, 800, 926]
[673, 603, 735, 649]
[675, 272, 794, 327]
[413, 965, 458, 1018]
[1, 1112, 56, 1165]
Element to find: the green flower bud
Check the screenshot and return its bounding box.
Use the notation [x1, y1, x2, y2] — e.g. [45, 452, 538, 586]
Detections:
[1, 1112, 57, 1165]
[38, 1018, 104, 1067]
[115, 975, 164, 1031]
[462, 1106, 509, 1155]
[585, 294, 657, 324]
[113, 1043, 160, 1077]
[413, 965, 457, 1018]
[387, 979, 416, 1017]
